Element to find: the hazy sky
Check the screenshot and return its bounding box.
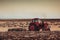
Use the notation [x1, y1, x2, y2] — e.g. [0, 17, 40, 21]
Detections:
[0, 0, 60, 19]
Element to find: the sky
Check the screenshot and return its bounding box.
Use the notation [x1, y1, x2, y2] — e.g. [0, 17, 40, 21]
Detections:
[0, 0, 60, 19]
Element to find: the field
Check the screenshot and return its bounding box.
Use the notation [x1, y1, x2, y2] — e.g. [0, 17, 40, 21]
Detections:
[0, 31, 60, 40]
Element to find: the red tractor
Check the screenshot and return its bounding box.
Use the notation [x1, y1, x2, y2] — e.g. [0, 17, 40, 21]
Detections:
[29, 18, 50, 31]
